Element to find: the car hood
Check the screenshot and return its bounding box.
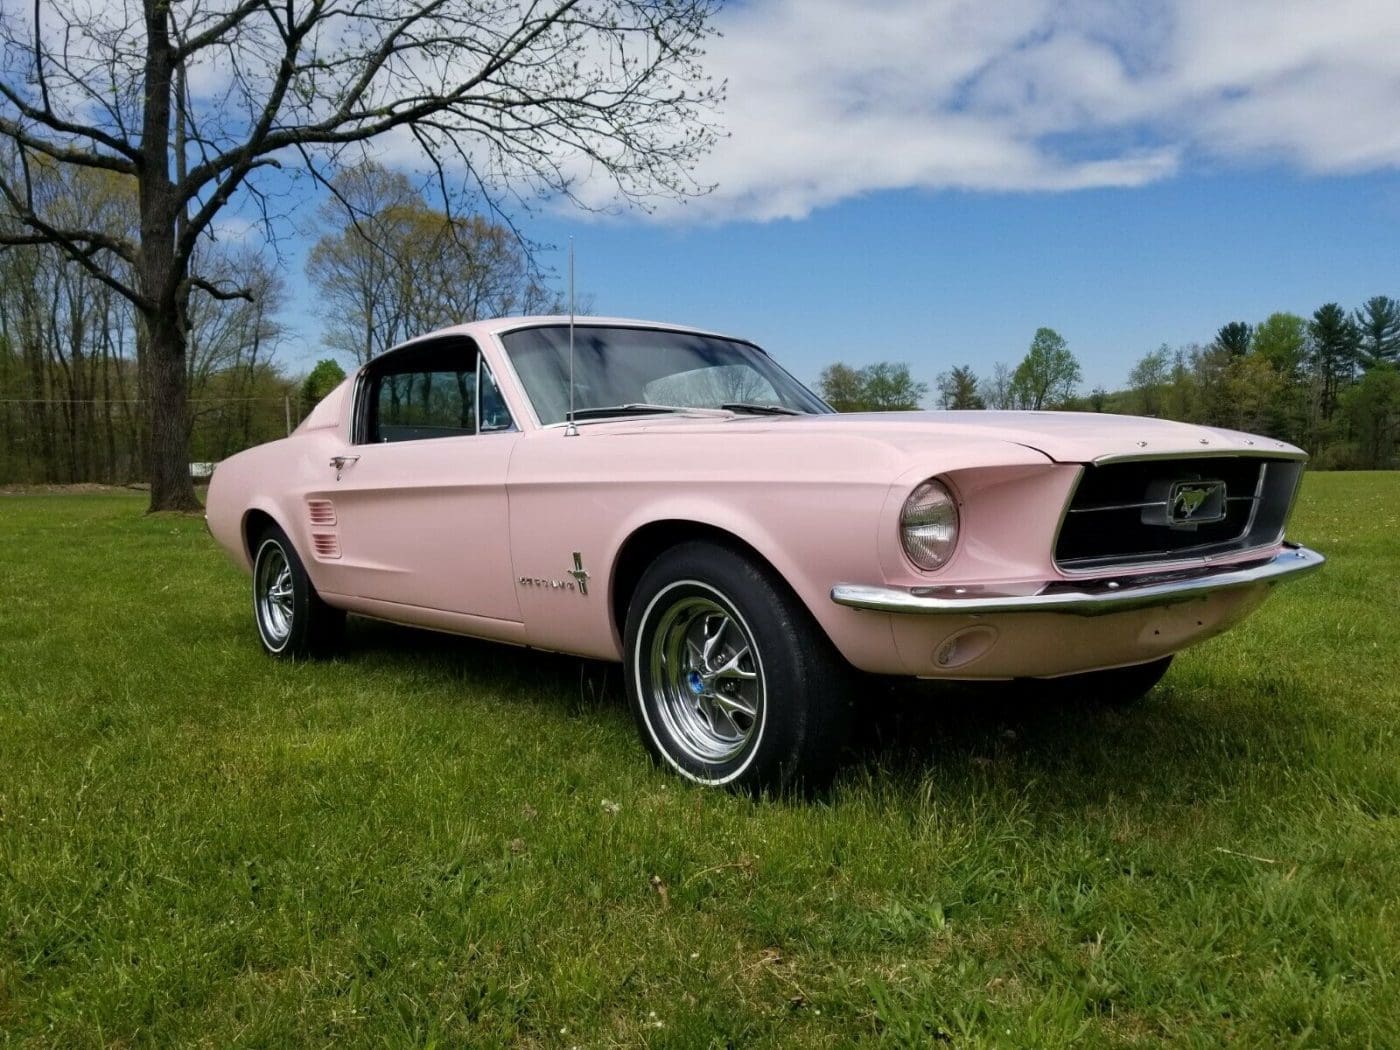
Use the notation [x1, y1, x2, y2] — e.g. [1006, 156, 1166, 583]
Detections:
[598, 410, 1306, 464]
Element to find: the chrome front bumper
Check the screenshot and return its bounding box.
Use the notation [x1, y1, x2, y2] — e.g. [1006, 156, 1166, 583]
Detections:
[831, 545, 1324, 617]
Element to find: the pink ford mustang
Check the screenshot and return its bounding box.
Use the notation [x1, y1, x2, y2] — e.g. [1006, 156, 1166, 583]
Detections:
[206, 317, 1324, 789]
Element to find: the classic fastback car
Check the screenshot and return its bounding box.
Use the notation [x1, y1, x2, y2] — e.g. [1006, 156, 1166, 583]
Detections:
[206, 317, 1324, 789]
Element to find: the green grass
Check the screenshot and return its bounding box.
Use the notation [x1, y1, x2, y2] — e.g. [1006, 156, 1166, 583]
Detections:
[1, 473, 1398, 1047]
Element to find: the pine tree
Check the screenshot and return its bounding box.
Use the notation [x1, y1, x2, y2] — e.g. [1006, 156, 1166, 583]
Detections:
[1352, 296, 1400, 369]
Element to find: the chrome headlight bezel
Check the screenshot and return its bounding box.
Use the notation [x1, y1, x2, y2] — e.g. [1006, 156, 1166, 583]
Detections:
[900, 478, 959, 571]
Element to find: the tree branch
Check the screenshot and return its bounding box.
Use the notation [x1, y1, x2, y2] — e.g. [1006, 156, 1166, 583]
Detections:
[174, 0, 269, 62]
[0, 81, 143, 165]
[0, 115, 138, 175]
[185, 275, 254, 302]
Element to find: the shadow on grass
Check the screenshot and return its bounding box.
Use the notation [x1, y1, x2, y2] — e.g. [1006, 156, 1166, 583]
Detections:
[340, 616, 629, 720]
[335, 615, 1328, 806]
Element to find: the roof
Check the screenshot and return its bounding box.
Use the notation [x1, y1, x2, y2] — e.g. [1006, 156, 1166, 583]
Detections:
[388, 315, 743, 354]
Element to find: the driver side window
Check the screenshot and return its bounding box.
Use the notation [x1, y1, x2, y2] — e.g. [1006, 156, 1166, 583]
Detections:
[359, 338, 513, 443]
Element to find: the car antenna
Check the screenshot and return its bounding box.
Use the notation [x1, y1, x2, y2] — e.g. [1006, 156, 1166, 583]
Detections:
[564, 236, 579, 437]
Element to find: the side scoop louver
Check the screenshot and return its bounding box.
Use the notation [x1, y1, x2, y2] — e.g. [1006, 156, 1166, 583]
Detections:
[307, 499, 337, 526]
[307, 500, 340, 559]
[311, 532, 341, 559]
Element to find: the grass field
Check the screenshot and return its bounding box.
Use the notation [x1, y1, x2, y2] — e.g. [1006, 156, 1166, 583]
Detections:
[1, 474, 1398, 1047]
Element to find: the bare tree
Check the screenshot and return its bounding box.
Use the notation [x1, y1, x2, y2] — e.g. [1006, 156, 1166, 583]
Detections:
[980, 362, 1014, 410]
[0, 0, 721, 510]
[305, 163, 420, 366]
[308, 162, 559, 366]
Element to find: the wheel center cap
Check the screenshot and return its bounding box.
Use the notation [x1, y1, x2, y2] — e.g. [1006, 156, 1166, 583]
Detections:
[686, 670, 705, 696]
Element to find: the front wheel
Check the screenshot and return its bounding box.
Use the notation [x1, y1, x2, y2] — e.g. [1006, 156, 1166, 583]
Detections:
[624, 541, 851, 792]
[252, 525, 345, 659]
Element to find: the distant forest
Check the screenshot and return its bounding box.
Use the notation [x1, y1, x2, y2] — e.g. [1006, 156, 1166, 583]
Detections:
[819, 300, 1400, 470]
[0, 162, 551, 487]
[3, 163, 1395, 486]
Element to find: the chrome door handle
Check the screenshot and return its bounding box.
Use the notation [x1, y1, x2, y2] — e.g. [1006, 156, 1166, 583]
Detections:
[330, 455, 359, 480]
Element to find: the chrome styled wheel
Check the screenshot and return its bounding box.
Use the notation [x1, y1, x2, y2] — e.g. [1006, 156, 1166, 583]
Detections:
[625, 541, 852, 791]
[254, 538, 295, 651]
[648, 592, 765, 764]
[249, 525, 345, 659]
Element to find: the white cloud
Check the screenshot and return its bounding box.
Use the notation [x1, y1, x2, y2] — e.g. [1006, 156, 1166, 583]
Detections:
[654, 0, 1400, 221]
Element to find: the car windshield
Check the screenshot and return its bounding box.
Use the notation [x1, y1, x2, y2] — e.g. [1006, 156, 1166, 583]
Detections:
[500, 324, 831, 425]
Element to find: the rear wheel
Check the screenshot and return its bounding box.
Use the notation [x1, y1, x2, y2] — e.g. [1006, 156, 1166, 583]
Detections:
[252, 525, 345, 659]
[624, 541, 851, 792]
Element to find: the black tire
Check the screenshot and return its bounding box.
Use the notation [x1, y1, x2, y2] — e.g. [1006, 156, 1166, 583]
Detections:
[623, 540, 851, 792]
[251, 525, 345, 659]
[1043, 655, 1174, 706]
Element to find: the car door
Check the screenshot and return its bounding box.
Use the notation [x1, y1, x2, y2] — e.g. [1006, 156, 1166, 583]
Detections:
[316, 336, 521, 625]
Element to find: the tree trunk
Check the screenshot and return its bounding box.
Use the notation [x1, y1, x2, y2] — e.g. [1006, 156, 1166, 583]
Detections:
[145, 309, 200, 511]
[139, 0, 199, 512]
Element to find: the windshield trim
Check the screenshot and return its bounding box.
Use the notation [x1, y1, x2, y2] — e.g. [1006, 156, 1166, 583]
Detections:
[493, 321, 833, 428]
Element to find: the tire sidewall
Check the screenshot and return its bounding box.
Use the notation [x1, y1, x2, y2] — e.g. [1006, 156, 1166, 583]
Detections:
[631, 578, 771, 786]
[624, 543, 830, 789]
[252, 530, 311, 657]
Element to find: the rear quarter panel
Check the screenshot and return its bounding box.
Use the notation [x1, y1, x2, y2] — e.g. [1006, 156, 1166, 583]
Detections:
[205, 429, 346, 577]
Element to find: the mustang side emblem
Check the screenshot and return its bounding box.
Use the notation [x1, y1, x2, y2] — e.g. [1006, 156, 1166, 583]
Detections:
[518, 552, 590, 596]
[568, 552, 590, 596]
[1167, 480, 1227, 526]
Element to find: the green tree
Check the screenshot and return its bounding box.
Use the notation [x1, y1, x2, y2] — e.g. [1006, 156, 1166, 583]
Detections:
[1308, 303, 1360, 422]
[860, 362, 928, 410]
[1127, 345, 1171, 416]
[1340, 364, 1400, 468]
[1252, 312, 1308, 378]
[1353, 296, 1400, 370]
[817, 362, 926, 411]
[1213, 322, 1254, 357]
[1224, 353, 1285, 436]
[1010, 328, 1081, 410]
[301, 359, 348, 414]
[935, 365, 984, 409]
[816, 363, 867, 412]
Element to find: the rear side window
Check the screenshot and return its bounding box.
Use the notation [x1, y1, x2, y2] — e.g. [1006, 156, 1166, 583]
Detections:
[359, 338, 514, 443]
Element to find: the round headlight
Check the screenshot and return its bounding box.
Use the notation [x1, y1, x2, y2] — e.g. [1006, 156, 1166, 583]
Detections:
[901, 479, 959, 570]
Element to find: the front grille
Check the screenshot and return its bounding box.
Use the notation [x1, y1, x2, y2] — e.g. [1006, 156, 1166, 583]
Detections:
[1054, 456, 1303, 572]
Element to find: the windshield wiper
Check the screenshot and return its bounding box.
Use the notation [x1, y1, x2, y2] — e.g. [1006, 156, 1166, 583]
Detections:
[566, 403, 690, 421]
[721, 402, 803, 416]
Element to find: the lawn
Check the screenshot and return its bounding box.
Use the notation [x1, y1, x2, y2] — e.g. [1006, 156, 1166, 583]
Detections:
[1, 473, 1397, 1047]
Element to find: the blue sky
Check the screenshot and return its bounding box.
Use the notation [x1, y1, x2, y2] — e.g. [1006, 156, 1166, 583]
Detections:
[266, 0, 1400, 396]
[524, 170, 1400, 391]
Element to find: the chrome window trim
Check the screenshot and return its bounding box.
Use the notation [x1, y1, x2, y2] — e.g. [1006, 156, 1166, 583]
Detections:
[351, 335, 499, 444]
[476, 358, 517, 434]
[494, 321, 833, 427]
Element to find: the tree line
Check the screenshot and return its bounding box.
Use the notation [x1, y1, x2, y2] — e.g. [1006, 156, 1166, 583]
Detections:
[0, 157, 569, 486]
[0, 160, 297, 485]
[818, 299, 1400, 469]
[0, 0, 720, 507]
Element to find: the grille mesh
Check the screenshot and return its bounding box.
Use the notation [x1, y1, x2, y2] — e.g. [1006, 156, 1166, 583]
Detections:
[1054, 456, 1302, 572]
